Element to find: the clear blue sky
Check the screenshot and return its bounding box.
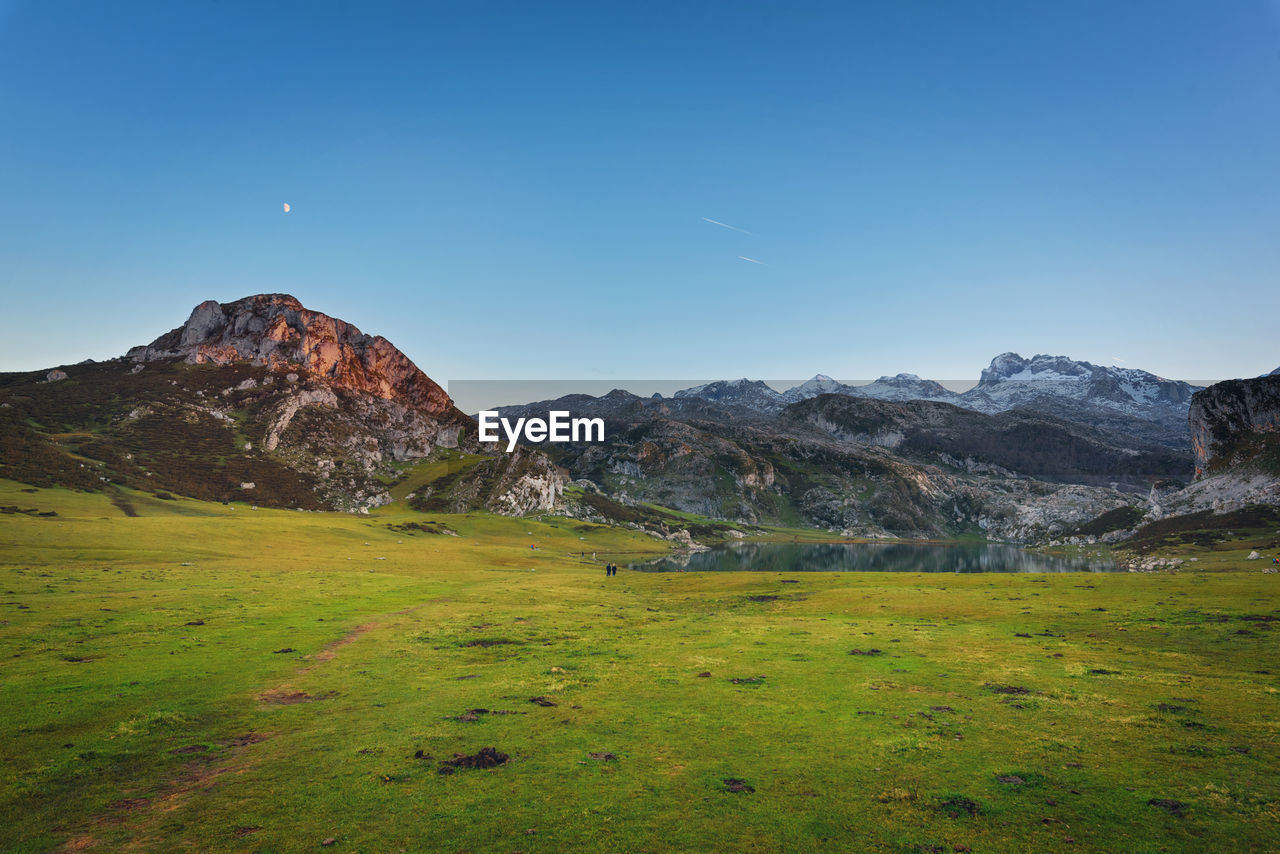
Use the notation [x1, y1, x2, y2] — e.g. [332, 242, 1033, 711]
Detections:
[1, 1, 1277, 384]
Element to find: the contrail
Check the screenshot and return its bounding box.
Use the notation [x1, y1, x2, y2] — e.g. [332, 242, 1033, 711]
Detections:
[738, 255, 766, 265]
[702, 217, 754, 236]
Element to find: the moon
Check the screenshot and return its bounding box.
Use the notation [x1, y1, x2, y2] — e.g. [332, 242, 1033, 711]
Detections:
[282, 203, 291, 213]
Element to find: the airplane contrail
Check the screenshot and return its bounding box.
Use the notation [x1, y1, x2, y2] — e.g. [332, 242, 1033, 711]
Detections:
[738, 255, 765, 265]
[702, 217, 754, 236]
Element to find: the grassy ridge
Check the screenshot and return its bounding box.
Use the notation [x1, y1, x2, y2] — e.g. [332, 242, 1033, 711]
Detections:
[1, 480, 1278, 852]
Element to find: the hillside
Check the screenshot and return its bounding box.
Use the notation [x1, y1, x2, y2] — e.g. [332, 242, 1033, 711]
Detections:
[0, 295, 561, 514]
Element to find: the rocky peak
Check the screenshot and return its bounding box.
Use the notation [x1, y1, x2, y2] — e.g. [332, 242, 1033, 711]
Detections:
[673, 378, 784, 412]
[978, 353, 1091, 387]
[848, 374, 958, 403]
[780, 374, 855, 405]
[128, 294, 454, 414]
[794, 374, 843, 395]
[964, 353, 1199, 426]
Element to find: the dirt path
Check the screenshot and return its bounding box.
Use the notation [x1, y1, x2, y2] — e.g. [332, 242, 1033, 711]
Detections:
[60, 603, 431, 851]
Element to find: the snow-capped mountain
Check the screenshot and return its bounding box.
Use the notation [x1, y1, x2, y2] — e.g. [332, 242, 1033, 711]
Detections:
[958, 353, 1199, 418]
[672, 378, 785, 412]
[779, 374, 852, 403]
[850, 373, 959, 403]
[673, 354, 1201, 447]
[778, 373, 958, 405]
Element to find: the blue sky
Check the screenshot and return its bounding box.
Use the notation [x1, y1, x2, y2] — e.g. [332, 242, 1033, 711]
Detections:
[1, 1, 1277, 384]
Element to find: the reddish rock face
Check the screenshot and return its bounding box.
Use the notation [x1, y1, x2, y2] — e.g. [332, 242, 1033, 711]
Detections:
[129, 294, 454, 415]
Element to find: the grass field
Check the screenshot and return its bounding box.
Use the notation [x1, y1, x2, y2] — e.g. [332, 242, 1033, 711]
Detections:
[1, 479, 1278, 852]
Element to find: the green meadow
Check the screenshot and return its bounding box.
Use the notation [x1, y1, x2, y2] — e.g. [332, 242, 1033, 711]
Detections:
[1, 479, 1278, 852]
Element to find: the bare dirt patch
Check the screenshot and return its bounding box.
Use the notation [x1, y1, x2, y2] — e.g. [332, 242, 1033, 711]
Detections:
[257, 689, 334, 705]
[1148, 798, 1189, 818]
[439, 747, 509, 773]
[465, 638, 523, 648]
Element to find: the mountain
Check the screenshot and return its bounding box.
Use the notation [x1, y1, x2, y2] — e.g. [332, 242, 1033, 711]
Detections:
[779, 374, 858, 404]
[499, 388, 1183, 541]
[676, 354, 1201, 449]
[128, 294, 455, 414]
[779, 373, 958, 405]
[1188, 375, 1280, 478]
[787, 394, 1189, 491]
[956, 353, 1199, 446]
[961, 352, 1198, 413]
[672, 378, 785, 412]
[0, 295, 562, 514]
[849, 373, 959, 403]
[1145, 375, 1280, 520]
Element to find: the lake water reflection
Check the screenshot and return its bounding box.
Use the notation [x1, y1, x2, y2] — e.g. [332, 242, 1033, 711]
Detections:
[629, 542, 1118, 573]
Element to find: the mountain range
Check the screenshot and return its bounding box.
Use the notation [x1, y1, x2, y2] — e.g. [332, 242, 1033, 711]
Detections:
[1, 294, 1276, 544]
[669, 354, 1201, 448]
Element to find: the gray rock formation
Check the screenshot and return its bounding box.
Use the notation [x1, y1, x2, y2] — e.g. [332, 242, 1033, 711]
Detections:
[1189, 375, 1280, 477]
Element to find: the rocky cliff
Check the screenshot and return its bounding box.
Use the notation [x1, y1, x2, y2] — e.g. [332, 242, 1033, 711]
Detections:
[1188, 375, 1280, 478]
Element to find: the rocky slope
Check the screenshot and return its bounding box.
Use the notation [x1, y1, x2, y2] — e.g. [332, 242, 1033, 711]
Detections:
[0, 295, 563, 514]
[498, 390, 1172, 542]
[1114, 375, 1280, 522]
[787, 394, 1190, 490]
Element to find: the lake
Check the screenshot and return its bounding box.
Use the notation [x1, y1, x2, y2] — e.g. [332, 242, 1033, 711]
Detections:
[628, 541, 1119, 573]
